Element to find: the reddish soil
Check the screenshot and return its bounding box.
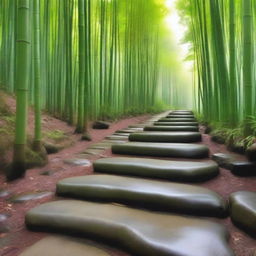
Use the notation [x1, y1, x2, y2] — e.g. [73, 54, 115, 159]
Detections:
[1, 115, 256, 256]
[0, 114, 150, 256]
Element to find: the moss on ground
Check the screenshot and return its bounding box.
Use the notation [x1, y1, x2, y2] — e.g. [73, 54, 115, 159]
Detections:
[0, 92, 15, 165]
[207, 124, 256, 154]
[25, 146, 48, 169]
[43, 130, 68, 142]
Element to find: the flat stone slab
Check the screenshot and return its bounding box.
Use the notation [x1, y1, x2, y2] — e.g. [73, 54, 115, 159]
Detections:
[113, 133, 130, 136]
[57, 174, 227, 217]
[171, 110, 193, 114]
[0, 213, 10, 222]
[129, 132, 202, 143]
[116, 129, 143, 133]
[92, 121, 110, 129]
[154, 121, 199, 126]
[230, 191, 256, 236]
[64, 158, 91, 167]
[26, 200, 233, 256]
[20, 236, 110, 256]
[89, 142, 113, 150]
[129, 124, 152, 128]
[229, 162, 256, 176]
[93, 157, 219, 182]
[212, 153, 256, 176]
[159, 118, 196, 122]
[167, 115, 195, 118]
[105, 135, 128, 140]
[144, 126, 199, 132]
[0, 189, 11, 198]
[8, 191, 53, 203]
[211, 153, 234, 169]
[40, 170, 55, 176]
[101, 140, 127, 144]
[112, 142, 209, 158]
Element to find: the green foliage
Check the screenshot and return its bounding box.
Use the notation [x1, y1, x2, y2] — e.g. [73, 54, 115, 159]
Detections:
[0, 0, 191, 128]
[210, 122, 256, 151]
[25, 146, 47, 169]
[43, 130, 68, 142]
[178, 0, 256, 130]
[0, 92, 12, 116]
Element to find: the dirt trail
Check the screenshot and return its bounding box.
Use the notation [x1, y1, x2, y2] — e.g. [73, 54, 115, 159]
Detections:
[0, 114, 150, 256]
[1, 113, 256, 256]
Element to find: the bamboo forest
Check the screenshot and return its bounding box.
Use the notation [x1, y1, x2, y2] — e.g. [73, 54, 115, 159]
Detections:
[0, 0, 256, 256]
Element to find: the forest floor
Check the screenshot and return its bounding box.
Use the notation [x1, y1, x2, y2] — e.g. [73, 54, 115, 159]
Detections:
[0, 114, 151, 256]
[0, 109, 256, 255]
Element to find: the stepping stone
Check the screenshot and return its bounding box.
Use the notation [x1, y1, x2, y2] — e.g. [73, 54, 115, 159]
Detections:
[0, 213, 10, 222]
[8, 191, 53, 203]
[92, 121, 110, 129]
[64, 158, 91, 167]
[57, 174, 227, 217]
[89, 142, 113, 150]
[112, 142, 209, 158]
[0, 189, 11, 198]
[116, 129, 143, 133]
[20, 236, 110, 256]
[155, 121, 199, 126]
[129, 132, 202, 143]
[144, 125, 199, 132]
[94, 157, 219, 182]
[113, 133, 130, 136]
[159, 118, 196, 122]
[101, 140, 127, 144]
[26, 200, 233, 256]
[40, 170, 55, 176]
[167, 115, 195, 118]
[129, 124, 152, 128]
[212, 153, 256, 176]
[211, 153, 234, 169]
[105, 135, 128, 140]
[229, 162, 256, 176]
[171, 110, 193, 114]
[230, 191, 256, 236]
[83, 149, 105, 155]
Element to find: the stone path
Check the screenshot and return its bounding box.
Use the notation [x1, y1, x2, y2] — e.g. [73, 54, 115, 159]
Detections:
[22, 110, 256, 255]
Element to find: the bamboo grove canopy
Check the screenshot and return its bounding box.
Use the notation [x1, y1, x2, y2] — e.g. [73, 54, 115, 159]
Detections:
[177, 0, 256, 129]
[0, 0, 191, 130]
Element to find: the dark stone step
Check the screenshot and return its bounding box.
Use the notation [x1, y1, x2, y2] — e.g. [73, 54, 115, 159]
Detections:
[26, 200, 233, 256]
[92, 121, 110, 129]
[8, 191, 53, 203]
[212, 153, 256, 176]
[112, 142, 209, 158]
[57, 174, 227, 217]
[144, 125, 199, 132]
[128, 132, 202, 143]
[105, 135, 128, 140]
[154, 121, 199, 126]
[20, 236, 110, 256]
[159, 118, 196, 122]
[171, 110, 193, 114]
[166, 115, 195, 118]
[116, 128, 143, 133]
[64, 159, 91, 167]
[94, 157, 219, 182]
[230, 191, 256, 236]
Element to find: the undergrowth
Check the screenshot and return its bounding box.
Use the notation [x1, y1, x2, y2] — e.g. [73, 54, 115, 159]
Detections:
[43, 129, 68, 142]
[202, 116, 256, 152]
[0, 92, 15, 159]
[98, 101, 172, 121]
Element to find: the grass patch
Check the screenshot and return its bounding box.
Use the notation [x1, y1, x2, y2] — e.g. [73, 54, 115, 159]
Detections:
[204, 119, 256, 153]
[43, 130, 68, 142]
